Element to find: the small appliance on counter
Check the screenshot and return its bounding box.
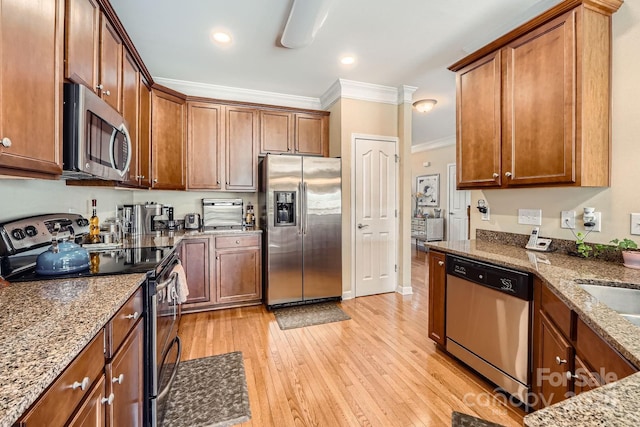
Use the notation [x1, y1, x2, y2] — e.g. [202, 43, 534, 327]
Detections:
[202, 198, 243, 230]
[184, 213, 201, 230]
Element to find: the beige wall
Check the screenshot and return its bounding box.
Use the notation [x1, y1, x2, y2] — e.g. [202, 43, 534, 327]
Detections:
[411, 140, 456, 225]
[329, 98, 400, 295]
[470, 2, 640, 245]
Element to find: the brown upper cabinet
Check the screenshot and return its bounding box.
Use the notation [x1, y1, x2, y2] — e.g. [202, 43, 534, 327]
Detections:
[121, 52, 139, 186]
[187, 102, 223, 190]
[137, 80, 152, 188]
[259, 110, 329, 157]
[0, 0, 64, 178]
[66, 0, 123, 112]
[450, 0, 622, 190]
[151, 88, 186, 190]
[225, 106, 259, 191]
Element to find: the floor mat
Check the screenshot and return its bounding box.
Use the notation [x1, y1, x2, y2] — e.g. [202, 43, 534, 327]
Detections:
[162, 351, 251, 427]
[451, 411, 506, 427]
[273, 302, 351, 330]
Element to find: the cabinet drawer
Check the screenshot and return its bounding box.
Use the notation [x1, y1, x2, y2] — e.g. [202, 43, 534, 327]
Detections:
[541, 284, 572, 338]
[19, 329, 105, 427]
[215, 235, 260, 249]
[106, 287, 143, 358]
[574, 317, 637, 384]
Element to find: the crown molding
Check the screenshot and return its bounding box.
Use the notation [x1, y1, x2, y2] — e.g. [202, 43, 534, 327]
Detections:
[153, 77, 323, 110]
[320, 78, 403, 109]
[398, 85, 418, 104]
[411, 135, 456, 153]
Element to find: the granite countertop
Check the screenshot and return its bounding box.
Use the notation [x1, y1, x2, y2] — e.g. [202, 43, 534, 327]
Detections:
[120, 228, 262, 247]
[0, 273, 147, 427]
[425, 239, 640, 427]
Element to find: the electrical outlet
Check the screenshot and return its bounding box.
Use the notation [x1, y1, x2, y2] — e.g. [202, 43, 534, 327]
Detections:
[631, 213, 640, 235]
[561, 211, 575, 229]
[584, 212, 602, 232]
[518, 209, 542, 226]
[481, 207, 490, 221]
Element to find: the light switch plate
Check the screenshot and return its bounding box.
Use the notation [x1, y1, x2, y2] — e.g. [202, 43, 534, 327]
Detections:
[518, 209, 542, 226]
[631, 213, 640, 235]
[561, 211, 575, 229]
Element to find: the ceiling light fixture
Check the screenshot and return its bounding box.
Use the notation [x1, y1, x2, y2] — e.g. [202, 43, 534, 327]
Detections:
[413, 99, 438, 113]
[211, 31, 232, 44]
[281, 0, 333, 49]
[340, 56, 355, 65]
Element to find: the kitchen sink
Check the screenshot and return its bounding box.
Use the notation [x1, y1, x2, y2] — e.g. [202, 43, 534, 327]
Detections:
[578, 283, 640, 325]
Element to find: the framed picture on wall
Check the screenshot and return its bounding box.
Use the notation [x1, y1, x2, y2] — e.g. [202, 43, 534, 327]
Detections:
[416, 174, 440, 207]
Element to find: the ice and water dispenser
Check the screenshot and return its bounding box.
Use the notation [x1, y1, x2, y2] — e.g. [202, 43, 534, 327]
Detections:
[275, 191, 296, 226]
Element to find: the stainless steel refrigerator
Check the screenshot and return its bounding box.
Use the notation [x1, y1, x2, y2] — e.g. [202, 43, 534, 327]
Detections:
[259, 155, 342, 308]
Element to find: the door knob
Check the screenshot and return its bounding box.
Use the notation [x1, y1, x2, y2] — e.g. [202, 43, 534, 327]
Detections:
[357, 223, 369, 229]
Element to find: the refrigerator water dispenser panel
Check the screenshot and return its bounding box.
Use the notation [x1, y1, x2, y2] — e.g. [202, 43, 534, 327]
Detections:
[275, 191, 296, 226]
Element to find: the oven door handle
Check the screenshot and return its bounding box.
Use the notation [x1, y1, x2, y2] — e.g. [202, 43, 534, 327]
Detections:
[157, 336, 182, 402]
[156, 271, 178, 293]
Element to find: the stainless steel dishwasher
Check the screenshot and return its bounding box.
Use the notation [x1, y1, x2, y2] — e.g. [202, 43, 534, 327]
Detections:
[445, 255, 532, 405]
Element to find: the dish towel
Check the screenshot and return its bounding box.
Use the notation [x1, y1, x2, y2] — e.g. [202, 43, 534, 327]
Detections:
[172, 261, 189, 304]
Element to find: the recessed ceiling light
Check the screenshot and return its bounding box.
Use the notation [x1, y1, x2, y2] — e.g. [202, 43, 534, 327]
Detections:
[211, 31, 232, 44]
[340, 56, 356, 65]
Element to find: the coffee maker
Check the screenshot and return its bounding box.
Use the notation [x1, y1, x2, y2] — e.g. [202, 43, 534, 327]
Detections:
[142, 203, 164, 234]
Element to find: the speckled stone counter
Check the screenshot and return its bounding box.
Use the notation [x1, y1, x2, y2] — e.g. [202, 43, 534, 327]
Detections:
[425, 239, 640, 427]
[0, 273, 147, 427]
[120, 227, 262, 248]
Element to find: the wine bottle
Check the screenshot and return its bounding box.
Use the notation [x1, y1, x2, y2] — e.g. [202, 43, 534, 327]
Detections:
[89, 199, 100, 243]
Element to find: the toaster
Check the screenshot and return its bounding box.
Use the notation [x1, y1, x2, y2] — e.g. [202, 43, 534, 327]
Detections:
[184, 213, 201, 230]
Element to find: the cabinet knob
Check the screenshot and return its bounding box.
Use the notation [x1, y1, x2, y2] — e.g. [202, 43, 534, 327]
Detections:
[153, 178, 158, 183]
[555, 356, 567, 365]
[236, 240, 240, 244]
[438, 261, 444, 266]
[72, 377, 90, 391]
[492, 173, 499, 178]
[287, 148, 291, 152]
[102, 89, 111, 96]
[216, 180, 220, 185]
[96, 84, 104, 90]
[1, 137, 11, 148]
[137, 175, 145, 180]
[505, 172, 512, 177]
[112, 374, 124, 384]
[101, 393, 115, 406]
[566, 371, 579, 380]
[124, 311, 139, 320]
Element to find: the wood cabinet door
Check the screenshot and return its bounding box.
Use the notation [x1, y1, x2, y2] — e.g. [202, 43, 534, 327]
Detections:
[225, 106, 258, 191]
[107, 320, 144, 427]
[181, 238, 212, 305]
[294, 113, 327, 156]
[216, 247, 261, 304]
[573, 354, 600, 396]
[0, 0, 63, 176]
[260, 110, 293, 154]
[502, 10, 576, 186]
[67, 374, 107, 427]
[99, 14, 122, 112]
[427, 251, 446, 346]
[151, 89, 186, 190]
[455, 50, 502, 189]
[138, 80, 151, 187]
[537, 311, 573, 407]
[64, 0, 100, 91]
[187, 102, 223, 189]
[122, 52, 139, 186]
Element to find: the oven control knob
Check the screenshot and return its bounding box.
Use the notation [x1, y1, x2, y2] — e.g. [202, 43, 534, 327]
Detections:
[24, 226, 38, 237]
[11, 228, 26, 240]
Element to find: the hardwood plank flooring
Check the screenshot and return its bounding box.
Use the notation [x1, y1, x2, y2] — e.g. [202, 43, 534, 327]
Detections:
[178, 249, 525, 426]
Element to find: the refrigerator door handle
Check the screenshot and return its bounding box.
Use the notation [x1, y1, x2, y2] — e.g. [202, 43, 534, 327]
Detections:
[298, 182, 303, 235]
[303, 182, 309, 235]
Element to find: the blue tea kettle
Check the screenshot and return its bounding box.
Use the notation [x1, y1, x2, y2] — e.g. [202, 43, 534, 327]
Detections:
[35, 225, 90, 276]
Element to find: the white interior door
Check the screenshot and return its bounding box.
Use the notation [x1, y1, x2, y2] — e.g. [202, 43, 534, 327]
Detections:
[448, 163, 470, 241]
[354, 137, 397, 297]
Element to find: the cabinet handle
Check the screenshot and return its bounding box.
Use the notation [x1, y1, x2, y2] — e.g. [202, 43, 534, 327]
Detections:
[124, 311, 139, 320]
[236, 240, 240, 244]
[566, 371, 579, 380]
[555, 356, 567, 365]
[102, 90, 111, 96]
[505, 172, 512, 177]
[216, 180, 220, 185]
[492, 173, 499, 178]
[101, 393, 115, 405]
[112, 374, 124, 384]
[431, 332, 441, 340]
[96, 84, 104, 90]
[72, 377, 90, 391]
[287, 148, 291, 152]
[153, 178, 158, 183]
[136, 175, 145, 180]
[438, 261, 444, 266]
[1, 137, 11, 148]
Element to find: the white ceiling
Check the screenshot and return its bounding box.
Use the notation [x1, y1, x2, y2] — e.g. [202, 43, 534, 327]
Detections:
[110, 0, 562, 145]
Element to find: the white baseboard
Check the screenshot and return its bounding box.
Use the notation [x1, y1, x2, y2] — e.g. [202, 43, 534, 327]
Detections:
[396, 285, 413, 295]
[342, 290, 353, 300]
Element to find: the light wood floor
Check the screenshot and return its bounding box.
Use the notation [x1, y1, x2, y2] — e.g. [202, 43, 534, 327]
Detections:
[179, 250, 525, 427]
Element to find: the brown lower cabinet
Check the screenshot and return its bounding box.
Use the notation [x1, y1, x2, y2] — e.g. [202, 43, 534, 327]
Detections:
[18, 288, 144, 427]
[427, 250, 446, 346]
[532, 279, 638, 409]
[181, 233, 262, 313]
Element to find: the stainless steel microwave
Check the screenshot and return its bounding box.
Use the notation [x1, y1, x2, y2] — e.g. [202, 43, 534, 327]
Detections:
[62, 83, 132, 181]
